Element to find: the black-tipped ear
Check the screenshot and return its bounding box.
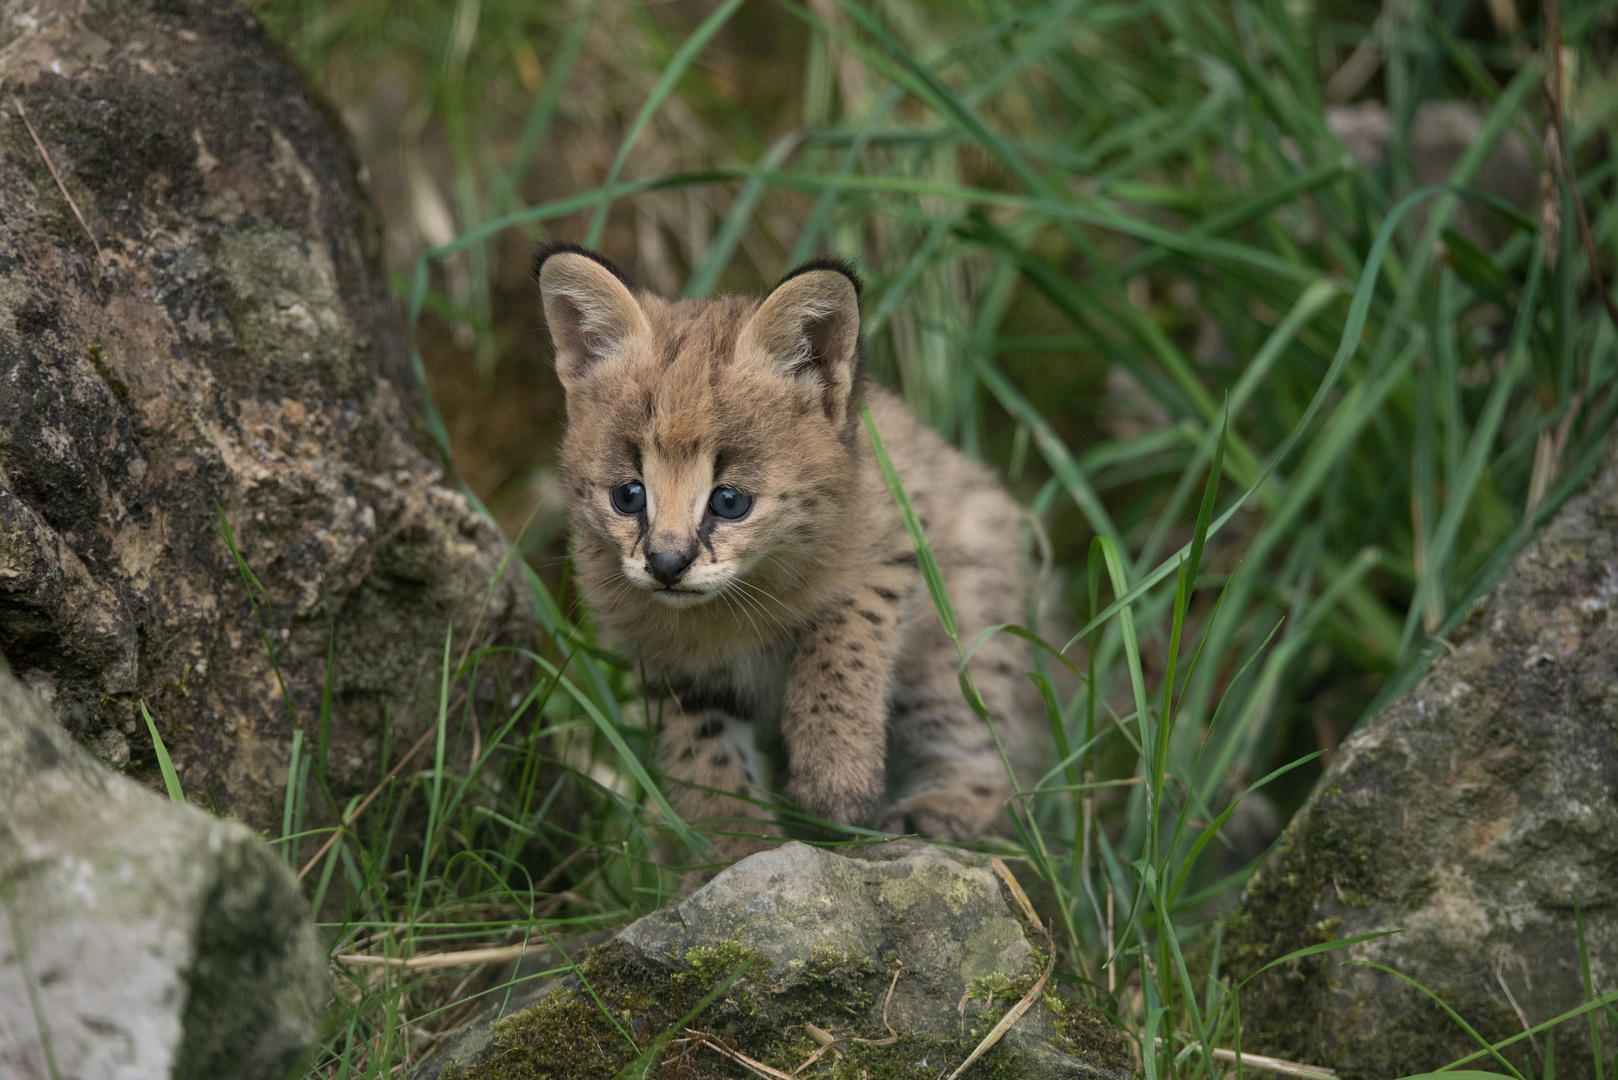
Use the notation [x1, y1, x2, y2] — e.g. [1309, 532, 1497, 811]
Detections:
[773, 256, 862, 300]
[536, 246, 650, 390]
[738, 266, 862, 428]
[532, 241, 638, 292]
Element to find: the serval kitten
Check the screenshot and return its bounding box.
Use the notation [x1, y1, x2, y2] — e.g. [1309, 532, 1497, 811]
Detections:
[536, 243, 1038, 858]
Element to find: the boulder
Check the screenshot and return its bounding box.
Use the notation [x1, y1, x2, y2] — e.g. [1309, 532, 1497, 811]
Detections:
[1224, 451, 1618, 1076]
[414, 841, 1131, 1080]
[0, 660, 327, 1080]
[0, 0, 530, 828]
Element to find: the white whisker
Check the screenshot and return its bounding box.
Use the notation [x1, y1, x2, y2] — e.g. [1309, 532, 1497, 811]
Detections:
[728, 578, 797, 637]
[720, 585, 768, 648]
[727, 586, 779, 643]
[735, 575, 805, 623]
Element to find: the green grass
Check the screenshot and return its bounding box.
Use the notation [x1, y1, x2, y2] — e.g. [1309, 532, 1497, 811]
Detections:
[239, 0, 1618, 1074]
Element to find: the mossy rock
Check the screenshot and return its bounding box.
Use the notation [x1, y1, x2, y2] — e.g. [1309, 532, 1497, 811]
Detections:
[0, 664, 326, 1078]
[414, 841, 1132, 1079]
[0, 0, 533, 829]
[1220, 449, 1618, 1078]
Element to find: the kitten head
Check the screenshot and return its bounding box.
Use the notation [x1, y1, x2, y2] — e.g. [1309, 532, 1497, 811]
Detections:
[536, 243, 865, 615]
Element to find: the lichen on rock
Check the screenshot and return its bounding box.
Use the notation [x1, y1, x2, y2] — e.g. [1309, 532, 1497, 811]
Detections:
[415, 841, 1132, 1080]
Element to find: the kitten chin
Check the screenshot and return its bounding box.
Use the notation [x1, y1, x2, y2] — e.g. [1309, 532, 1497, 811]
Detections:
[649, 588, 719, 608]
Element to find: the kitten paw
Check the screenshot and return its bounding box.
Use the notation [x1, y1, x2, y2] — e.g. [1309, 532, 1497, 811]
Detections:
[786, 769, 883, 830]
[880, 783, 1007, 841]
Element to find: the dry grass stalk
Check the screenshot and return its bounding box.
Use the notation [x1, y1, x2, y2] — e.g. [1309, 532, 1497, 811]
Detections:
[687, 1032, 798, 1080]
[298, 725, 439, 881]
[14, 96, 103, 265]
[789, 967, 903, 1074]
[334, 934, 561, 971]
[943, 870, 1053, 1080]
[1153, 1038, 1338, 1079]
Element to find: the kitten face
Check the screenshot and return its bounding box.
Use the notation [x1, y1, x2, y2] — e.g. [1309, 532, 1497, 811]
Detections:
[537, 247, 864, 617]
[570, 358, 811, 608]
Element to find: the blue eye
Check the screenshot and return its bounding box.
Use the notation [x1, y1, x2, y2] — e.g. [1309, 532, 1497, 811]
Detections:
[708, 487, 753, 520]
[610, 482, 646, 515]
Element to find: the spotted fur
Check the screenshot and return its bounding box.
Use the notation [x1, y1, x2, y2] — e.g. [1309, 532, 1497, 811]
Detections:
[537, 244, 1039, 857]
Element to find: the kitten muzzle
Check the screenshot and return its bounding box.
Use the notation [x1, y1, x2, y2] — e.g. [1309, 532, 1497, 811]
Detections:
[646, 548, 695, 586]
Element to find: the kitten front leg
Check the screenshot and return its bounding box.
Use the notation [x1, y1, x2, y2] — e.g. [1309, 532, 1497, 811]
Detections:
[781, 579, 909, 827]
[658, 707, 778, 861]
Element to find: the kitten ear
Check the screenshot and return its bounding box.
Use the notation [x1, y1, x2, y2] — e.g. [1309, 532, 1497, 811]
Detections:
[738, 260, 863, 427]
[534, 244, 649, 391]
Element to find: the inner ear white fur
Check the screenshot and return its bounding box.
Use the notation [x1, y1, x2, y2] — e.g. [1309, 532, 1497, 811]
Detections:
[737, 270, 861, 426]
[538, 253, 649, 390]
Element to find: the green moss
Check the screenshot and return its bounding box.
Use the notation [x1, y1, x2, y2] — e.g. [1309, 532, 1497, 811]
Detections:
[956, 973, 1130, 1075]
[439, 927, 1133, 1080]
[478, 986, 642, 1080]
[675, 935, 770, 991]
[1217, 790, 1374, 1056]
[964, 972, 1041, 1046]
[1040, 989, 1135, 1072]
[86, 342, 130, 401]
[814, 1031, 1000, 1080]
[669, 934, 773, 1038]
[797, 944, 878, 1016]
[966, 971, 1018, 1000]
[451, 943, 672, 1080]
[1398, 870, 1441, 909]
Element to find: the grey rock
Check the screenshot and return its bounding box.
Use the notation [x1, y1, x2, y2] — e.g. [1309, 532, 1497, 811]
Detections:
[1323, 102, 1394, 170]
[1224, 450, 1618, 1077]
[0, 0, 531, 828]
[0, 662, 327, 1080]
[415, 841, 1131, 1080]
[1325, 100, 1537, 249]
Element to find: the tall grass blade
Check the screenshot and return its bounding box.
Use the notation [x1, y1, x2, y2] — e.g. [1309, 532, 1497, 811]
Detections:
[1577, 905, 1606, 1080]
[140, 701, 185, 806]
[1353, 961, 1528, 1080]
[1397, 251, 1546, 667]
[862, 402, 958, 638]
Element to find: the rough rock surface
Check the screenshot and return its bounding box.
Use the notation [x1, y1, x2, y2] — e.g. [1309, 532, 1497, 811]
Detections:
[1225, 451, 1618, 1076]
[0, 661, 327, 1080]
[414, 841, 1131, 1079]
[0, 0, 530, 826]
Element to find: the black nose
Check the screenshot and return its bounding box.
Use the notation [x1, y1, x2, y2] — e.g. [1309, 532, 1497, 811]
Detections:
[646, 549, 694, 586]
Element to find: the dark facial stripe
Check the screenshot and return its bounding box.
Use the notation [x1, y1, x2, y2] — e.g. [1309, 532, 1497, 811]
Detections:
[697, 513, 717, 557]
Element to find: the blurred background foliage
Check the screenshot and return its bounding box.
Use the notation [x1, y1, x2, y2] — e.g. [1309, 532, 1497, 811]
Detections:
[243, 0, 1618, 1069]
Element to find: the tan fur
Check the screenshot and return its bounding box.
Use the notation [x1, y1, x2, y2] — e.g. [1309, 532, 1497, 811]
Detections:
[538, 249, 1039, 858]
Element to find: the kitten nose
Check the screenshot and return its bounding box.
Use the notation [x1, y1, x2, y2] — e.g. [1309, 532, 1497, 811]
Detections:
[646, 549, 694, 586]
